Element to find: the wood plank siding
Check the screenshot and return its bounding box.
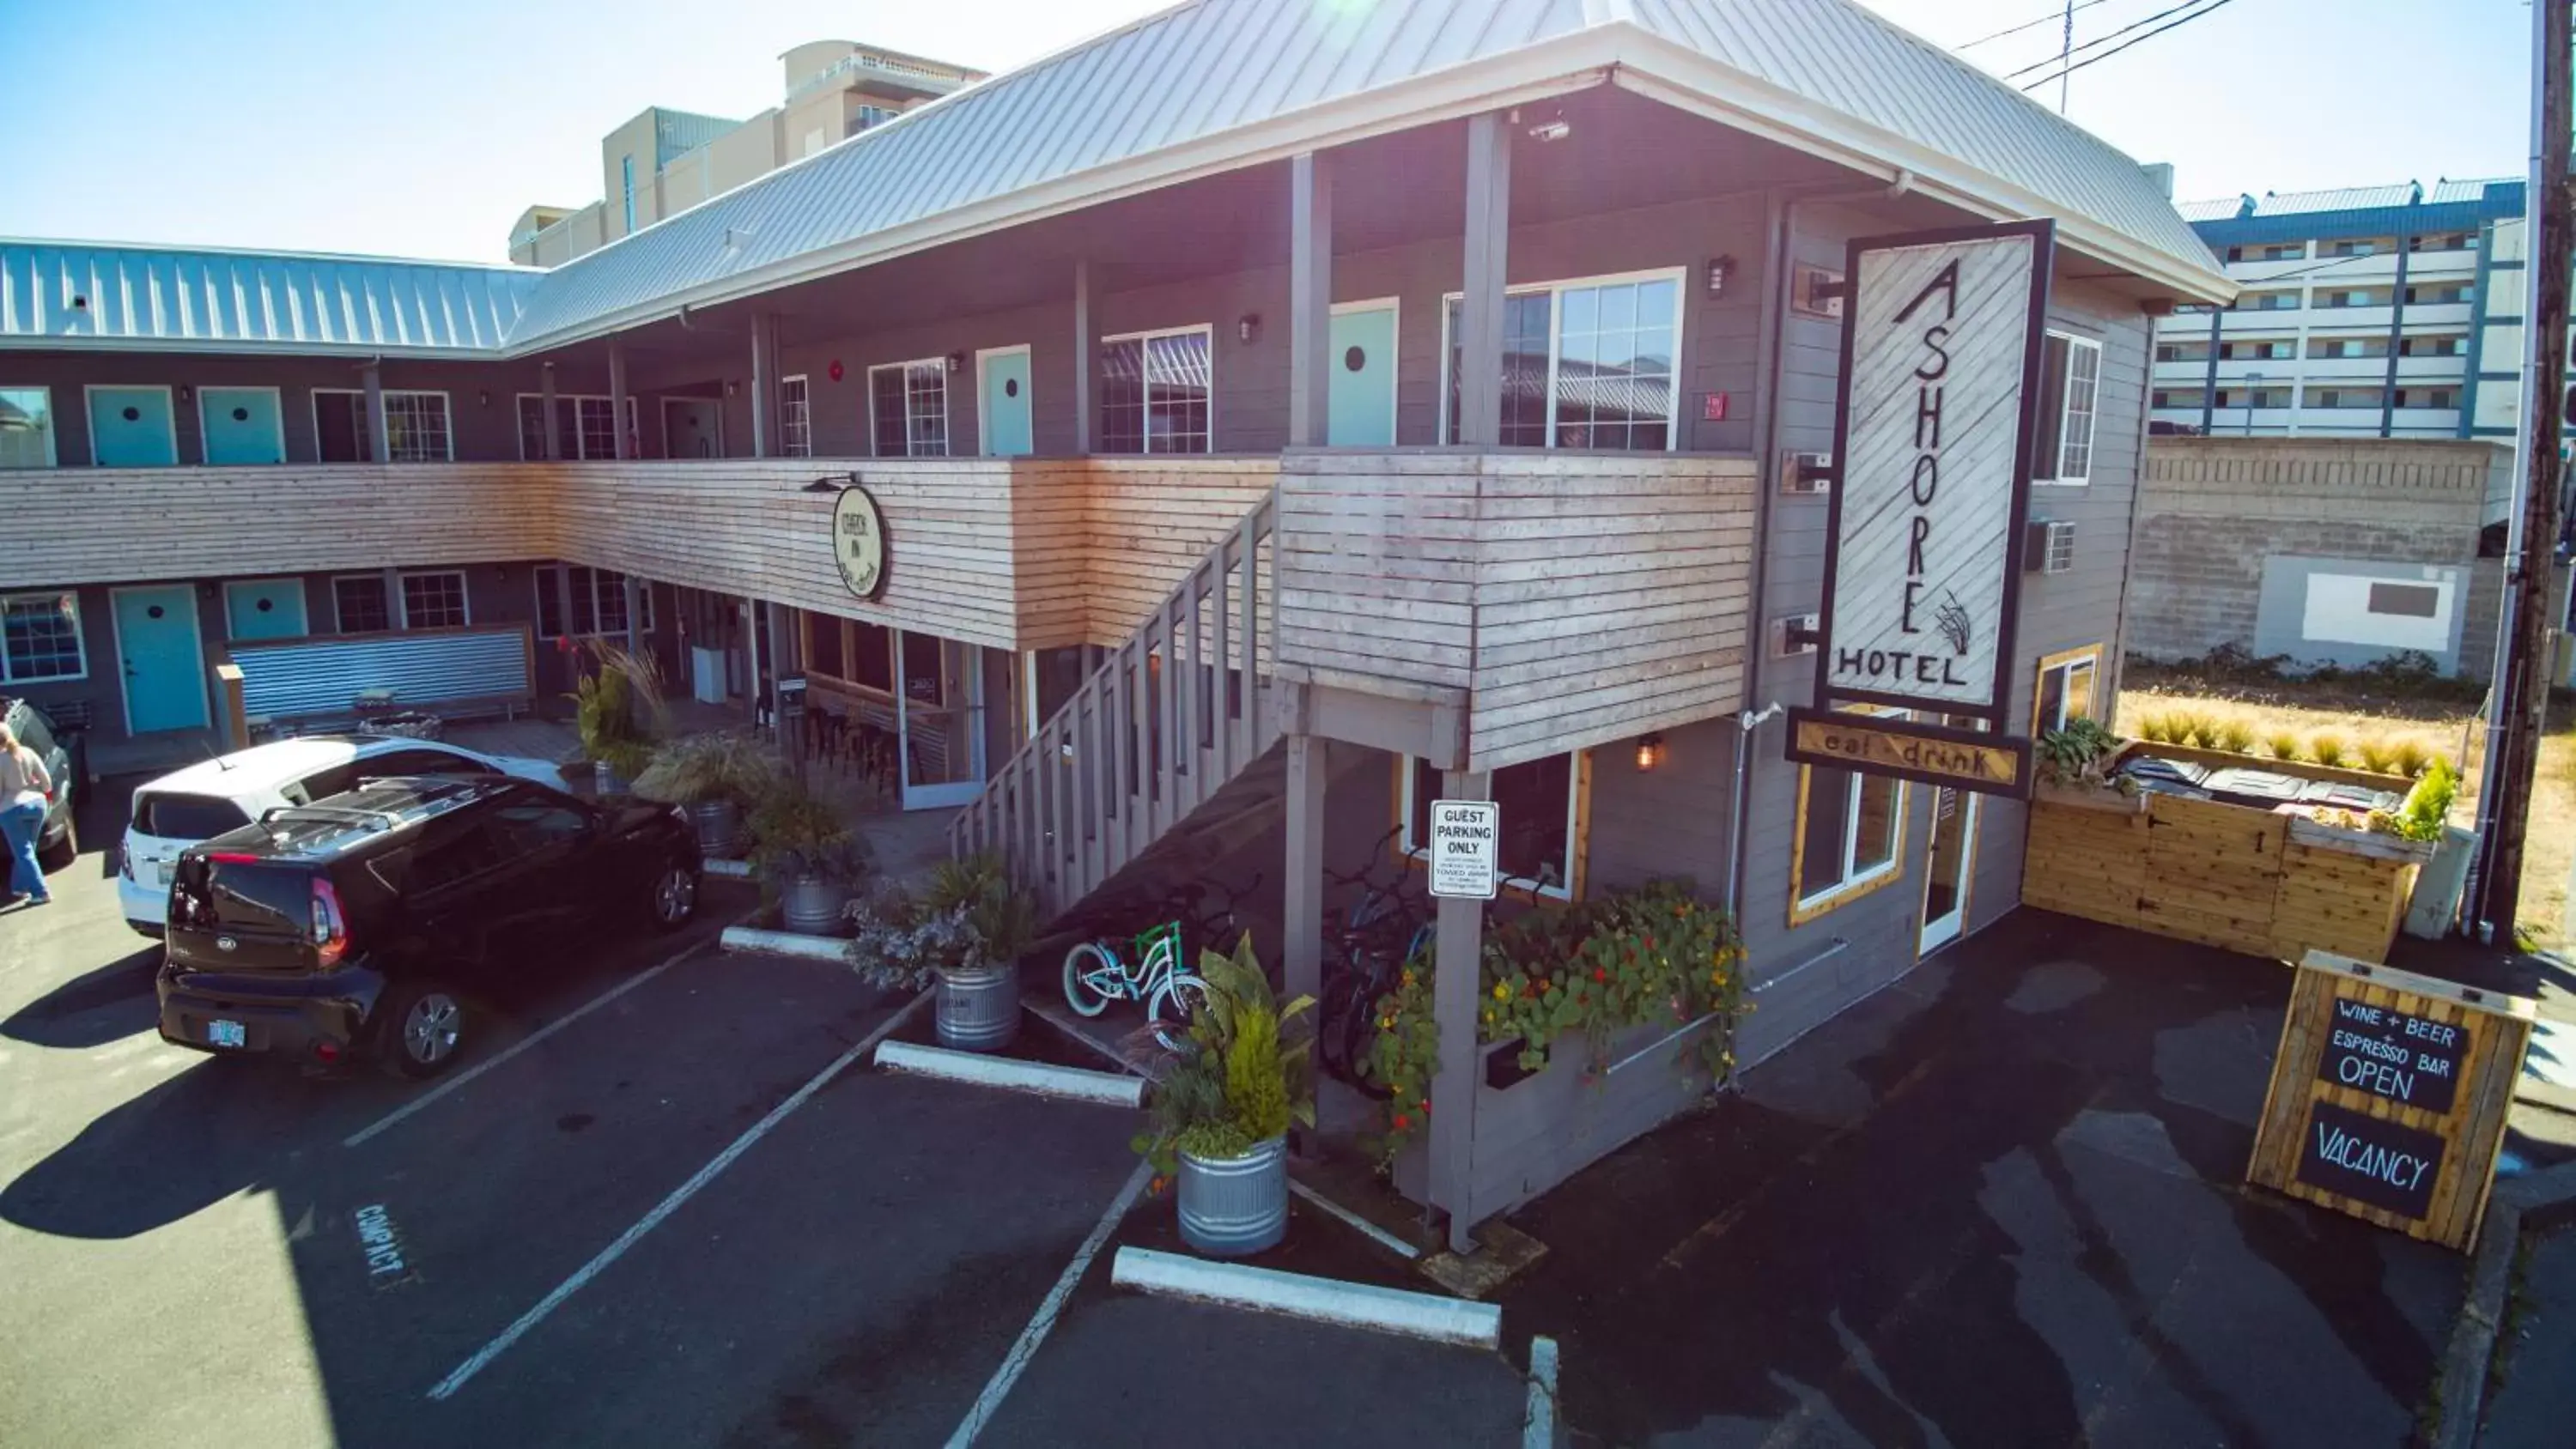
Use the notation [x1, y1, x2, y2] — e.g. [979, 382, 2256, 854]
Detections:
[1276, 449, 1759, 771]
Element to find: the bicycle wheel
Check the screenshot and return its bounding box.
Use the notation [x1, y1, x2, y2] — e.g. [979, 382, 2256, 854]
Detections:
[1147, 973, 1212, 1052]
[1339, 973, 1395, 1100]
[1062, 941, 1118, 1017]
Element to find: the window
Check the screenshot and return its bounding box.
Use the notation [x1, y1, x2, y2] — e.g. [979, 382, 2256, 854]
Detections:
[534, 564, 654, 639]
[852, 621, 894, 691]
[869, 361, 949, 457]
[493, 794, 594, 852]
[359, 747, 495, 779]
[1400, 752, 1582, 899]
[0, 386, 57, 469]
[2032, 646, 2101, 735]
[2234, 292, 2300, 312]
[2151, 390, 2206, 410]
[516, 395, 625, 460]
[2154, 342, 2210, 363]
[2403, 284, 2471, 306]
[2400, 336, 2465, 358]
[2410, 233, 2474, 253]
[1099, 327, 1212, 455]
[333, 576, 392, 634]
[2217, 387, 2289, 409]
[1443, 272, 1684, 450]
[2220, 340, 2294, 361]
[781, 375, 812, 458]
[2308, 336, 2389, 360]
[2032, 332, 2102, 484]
[2321, 238, 2388, 258]
[2306, 387, 2387, 410]
[400, 572, 469, 629]
[2, 592, 85, 682]
[1791, 716, 1905, 920]
[314, 390, 450, 463]
[2396, 388, 2460, 410]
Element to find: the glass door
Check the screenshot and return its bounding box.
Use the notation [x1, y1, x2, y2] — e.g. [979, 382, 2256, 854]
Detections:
[896, 631, 986, 810]
[1918, 712, 1984, 955]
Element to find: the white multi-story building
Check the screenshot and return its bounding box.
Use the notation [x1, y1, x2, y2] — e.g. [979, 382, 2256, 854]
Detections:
[2149, 179, 2532, 446]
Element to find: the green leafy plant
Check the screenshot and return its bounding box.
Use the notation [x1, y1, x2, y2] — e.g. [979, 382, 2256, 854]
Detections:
[1133, 935, 1315, 1181]
[633, 731, 781, 807]
[2265, 730, 2306, 763]
[2391, 739, 2433, 778]
[1366, 880, 1747, 1166]
[2136, 712, 2176, 744]
[2368, 757, 2458, 843]
[2169, 712, 2211, 749]
[2036, 717, 2124, 788]
[2357, 737, 2402, 776]
[845, 885, 988, 991]
[750, 784, 872, 885]
[2310, 732, 2349, 768]
[567, 641, 667, 765]
[2210, 719, 2257, 755]
[920, 854, 1037, 969]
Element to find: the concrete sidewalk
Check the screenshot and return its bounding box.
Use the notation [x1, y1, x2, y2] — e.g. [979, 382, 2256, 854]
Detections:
[1492, 910, 2462, 1447]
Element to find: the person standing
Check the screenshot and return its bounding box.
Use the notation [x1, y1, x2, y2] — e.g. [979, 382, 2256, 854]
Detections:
[0, 722, 54, 906]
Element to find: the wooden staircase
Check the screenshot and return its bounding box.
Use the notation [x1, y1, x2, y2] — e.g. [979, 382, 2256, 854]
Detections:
[951, 490, 1282, 921]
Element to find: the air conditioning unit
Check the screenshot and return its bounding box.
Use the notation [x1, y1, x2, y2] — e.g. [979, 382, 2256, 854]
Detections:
[1771, 613, 1821, 658]
[2025, 519, 2077, 575]
[1780, 452, 1835, 496]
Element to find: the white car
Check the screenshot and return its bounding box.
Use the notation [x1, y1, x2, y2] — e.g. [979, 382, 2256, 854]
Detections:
[119, 735, 566, 937]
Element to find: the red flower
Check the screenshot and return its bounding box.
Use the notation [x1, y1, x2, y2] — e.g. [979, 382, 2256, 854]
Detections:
[1393, 1113, 1411, 1131]
[1594, 968, 1607, 983]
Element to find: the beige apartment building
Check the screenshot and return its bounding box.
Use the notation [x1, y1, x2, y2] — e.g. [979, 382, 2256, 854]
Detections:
[509, 40, 987, 266]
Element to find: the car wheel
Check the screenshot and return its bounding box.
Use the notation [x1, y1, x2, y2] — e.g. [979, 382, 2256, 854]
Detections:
[378, 981, 467, 1080]
[37, 811, 76, 871]
[648, 862, 699, 932]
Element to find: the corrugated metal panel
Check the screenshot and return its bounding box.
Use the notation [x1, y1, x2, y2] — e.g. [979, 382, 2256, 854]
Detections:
[0, 242, 542, 355]
[2427, 176, 2517, 206]
[2251, 183, 2420, 216]
[2176, 196, 2252, 223]
[234, 631, 532, 720]
[655, 109, 739, 166]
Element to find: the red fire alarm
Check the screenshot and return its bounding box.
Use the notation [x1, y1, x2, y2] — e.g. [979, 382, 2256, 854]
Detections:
[1703, 391, 1729, 421]
[828, 360, 845, 382]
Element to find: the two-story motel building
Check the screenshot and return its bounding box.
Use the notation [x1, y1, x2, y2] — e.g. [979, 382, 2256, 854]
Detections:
[0, 0, 2233, 1236]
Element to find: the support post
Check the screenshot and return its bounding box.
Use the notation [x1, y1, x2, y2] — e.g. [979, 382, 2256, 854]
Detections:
[769, 600, 801, 781]
[1287, 150, 1334, 447]
[2472, 0, 2572, 940]
[1283, 731, 1327, 1018]
[361, 361, 390, 464]
[623, 573, 641, 658]
[1073, 260, 1098, 454]
[608, 341, 633, 460]
[554, 565, 577, 652]
[750, 312, 779, 458]
[1427, 767, 1488, 1253]
[540, 361, 561, 461]
[1456, 113, 1512, 447]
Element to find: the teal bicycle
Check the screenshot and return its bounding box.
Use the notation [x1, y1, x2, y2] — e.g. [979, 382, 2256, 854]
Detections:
[1062, 922, 1207, 1051]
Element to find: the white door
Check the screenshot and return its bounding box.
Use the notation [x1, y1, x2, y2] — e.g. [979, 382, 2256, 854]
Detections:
[1918, 785, 1978, 954]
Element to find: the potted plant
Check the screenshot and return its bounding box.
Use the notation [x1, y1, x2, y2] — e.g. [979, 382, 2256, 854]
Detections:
[568, 642, 665, 792]
[1133, 934, 1314, 1258]
[751, 785, 872, 936]
[634, 732, 779, 858]
[903, 854, 1038, 1051]
[2033, 717, 2141, 811]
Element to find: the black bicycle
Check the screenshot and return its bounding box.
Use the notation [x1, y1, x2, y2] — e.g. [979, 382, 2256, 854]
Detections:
[1315, 827, 1431, 1099]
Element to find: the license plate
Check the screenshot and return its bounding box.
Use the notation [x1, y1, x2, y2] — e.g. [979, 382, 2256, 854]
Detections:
[157, 862, 173, 886]
[206, 1019, 246, 1049]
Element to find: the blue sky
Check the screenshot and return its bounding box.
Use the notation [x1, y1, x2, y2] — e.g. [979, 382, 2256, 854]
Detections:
[0, 0, 2533, 263]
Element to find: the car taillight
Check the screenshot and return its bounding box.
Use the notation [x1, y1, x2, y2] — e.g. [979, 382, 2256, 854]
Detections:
[120, 846, 135, 881]
[311, 879, 349, 967]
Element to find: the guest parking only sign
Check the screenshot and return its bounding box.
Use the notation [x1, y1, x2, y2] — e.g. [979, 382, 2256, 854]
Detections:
[1428, 800, 1499, 900]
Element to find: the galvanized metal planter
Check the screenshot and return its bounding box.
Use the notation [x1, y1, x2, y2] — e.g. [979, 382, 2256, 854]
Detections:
[780, 875, 854, 937]
[592, 761, 630, 795]
[690, 798, 744, 858]
[935, 964, 1020, 1052]
[1178, 1135, 1288, 1257]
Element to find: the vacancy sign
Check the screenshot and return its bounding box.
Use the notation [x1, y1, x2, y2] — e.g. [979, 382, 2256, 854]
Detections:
[1427, 800, 1499, 900]
[1817, 221, 2053, 722]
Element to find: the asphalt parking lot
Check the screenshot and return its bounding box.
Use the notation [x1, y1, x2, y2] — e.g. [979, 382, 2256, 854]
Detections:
[0, 779, 1532, 1449]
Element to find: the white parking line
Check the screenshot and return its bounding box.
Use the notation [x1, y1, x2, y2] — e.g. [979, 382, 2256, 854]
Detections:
[342, 939, 708, 1149]
[944, 1158, 1151, 1449]
[424, 991, 931, 1402]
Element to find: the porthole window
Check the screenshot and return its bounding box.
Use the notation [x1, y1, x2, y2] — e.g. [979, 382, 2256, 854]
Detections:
[256, 598, 273, 613]
[1005, 379, 1019, 398]
[147, 605, 165, 620]
[1344, 346, 1366, 373]
[231, 406, 250, 422]
[121, 406, 141, 422]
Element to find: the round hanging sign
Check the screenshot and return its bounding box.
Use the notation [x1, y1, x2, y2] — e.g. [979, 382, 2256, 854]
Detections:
[831, 483, 888, 600]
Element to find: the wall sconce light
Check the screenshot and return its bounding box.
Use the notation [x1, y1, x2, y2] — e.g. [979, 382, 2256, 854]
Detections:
[1634, 732, 1666, 773]
[1705, 254, 1736, 299]
[1237, 312, 1261, 344]
[477, 390, 491, 408]
[946, 352, 965, 374]
[177, 385, 193, 404]
[724, 380, 738, 397]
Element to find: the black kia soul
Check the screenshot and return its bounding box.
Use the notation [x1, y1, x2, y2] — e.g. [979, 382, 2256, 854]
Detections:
[159, 775, 702, 1078]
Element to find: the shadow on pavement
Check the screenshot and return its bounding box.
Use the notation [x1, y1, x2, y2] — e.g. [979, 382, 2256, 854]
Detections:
[1, 944, 164, 1049]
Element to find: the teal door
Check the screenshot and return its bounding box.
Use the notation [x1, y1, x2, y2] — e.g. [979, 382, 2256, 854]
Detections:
[224, 578, 307, 641]
[981, 350, 1033, 457]
[665, 398, 722, 458]
[200, 387, 285, 464]
[88, 387, 177, 467]
[112, 586, 208, 734]
[1327, 306, 1398, 446]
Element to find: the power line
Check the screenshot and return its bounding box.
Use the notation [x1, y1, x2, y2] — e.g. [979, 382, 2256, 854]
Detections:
[2002, 0, 2221, 81]
[1954, 0, 2121, 51]
[2018, 0, 2245, 92]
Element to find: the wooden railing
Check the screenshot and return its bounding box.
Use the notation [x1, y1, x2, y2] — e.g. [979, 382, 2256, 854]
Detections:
[951, 490, 1280, 919]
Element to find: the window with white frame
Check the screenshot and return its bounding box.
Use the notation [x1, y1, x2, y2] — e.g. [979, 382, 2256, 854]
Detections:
[515, 395, 627, 460]
[870, 361, 950, 458]
[1792, 721, 1905, 919]
[2032, 646, 2102, 735]
[0, 386, 58, 469]
[1443, 272, 1684, 450]
[400, 571, 469, 629]
[332, 575, 392, 634]
[314, 389, 451, 463]
[1398, 752, 1580, 900]
[1099, 327, 1212, 455]
[1, 591, 85, 682]
[781, 375, 812, 458]
[534, 564, 654, 639]
[2031, 332, 2101, 484]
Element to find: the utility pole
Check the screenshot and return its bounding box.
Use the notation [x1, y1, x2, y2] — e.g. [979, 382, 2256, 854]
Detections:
[2058, 0, 2075, 114]
[2470, 0, 2572, 943]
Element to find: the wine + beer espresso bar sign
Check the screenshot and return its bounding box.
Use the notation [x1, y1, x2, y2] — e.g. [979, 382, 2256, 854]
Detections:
[1789, 220, 2054, 799]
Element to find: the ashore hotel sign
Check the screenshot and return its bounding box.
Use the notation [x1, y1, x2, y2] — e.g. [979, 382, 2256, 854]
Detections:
[1788, 220, 2055, 799]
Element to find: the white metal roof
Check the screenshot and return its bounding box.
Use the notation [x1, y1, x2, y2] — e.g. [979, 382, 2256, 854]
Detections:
[2251, 183, 2421, 217]
[2175, 196, 2253, 223]
[4, 0, 2229, 359]
[2427, 176, 2518, 206]
[0, 240, 544, 357]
